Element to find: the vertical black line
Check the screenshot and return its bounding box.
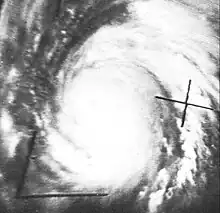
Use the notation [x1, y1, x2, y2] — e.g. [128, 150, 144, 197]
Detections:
[15, 130, 38, 198]
[181, 80, 191, 127]
[181, 104, 188, 127]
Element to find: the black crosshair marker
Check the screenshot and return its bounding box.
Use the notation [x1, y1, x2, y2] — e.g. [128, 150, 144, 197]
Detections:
[155, 80, 219, 127]
[16, 131, 109, 199]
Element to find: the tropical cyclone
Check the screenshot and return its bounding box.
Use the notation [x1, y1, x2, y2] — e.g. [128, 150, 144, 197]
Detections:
[0, 0, 219, 213]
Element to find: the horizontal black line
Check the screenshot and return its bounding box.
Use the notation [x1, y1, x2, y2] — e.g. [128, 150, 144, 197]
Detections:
[16, 192, 219, 200]
[155, 96, 219, 112]
[155, 96, 186, 104]
[16, 193, 109, 199]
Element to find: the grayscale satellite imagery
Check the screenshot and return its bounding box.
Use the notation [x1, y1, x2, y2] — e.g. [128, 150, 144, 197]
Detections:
[0, 0, 219, 213]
